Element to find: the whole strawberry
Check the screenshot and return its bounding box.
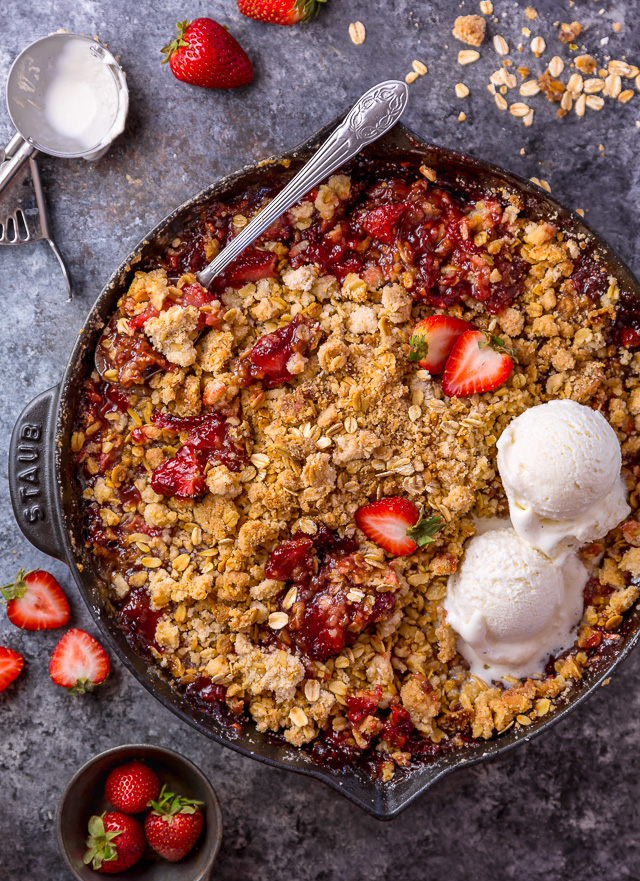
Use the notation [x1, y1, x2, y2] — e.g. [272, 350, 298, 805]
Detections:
[237, 0, 325, 25]
[162, 18, 253, 89]
[144, 785, 204, 863]
[105, 761, 161, 814]
[84, 812, 145, 874]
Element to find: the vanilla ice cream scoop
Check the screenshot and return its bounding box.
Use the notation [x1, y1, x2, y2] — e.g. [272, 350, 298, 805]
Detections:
[444, 529, 587, 682]
[497, 400, 630, 558]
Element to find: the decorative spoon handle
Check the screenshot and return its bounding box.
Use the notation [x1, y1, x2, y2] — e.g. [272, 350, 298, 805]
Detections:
[196, 79, 409, 289]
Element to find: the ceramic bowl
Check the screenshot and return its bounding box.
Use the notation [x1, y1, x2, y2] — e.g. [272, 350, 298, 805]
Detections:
[56, 743, 222, 880]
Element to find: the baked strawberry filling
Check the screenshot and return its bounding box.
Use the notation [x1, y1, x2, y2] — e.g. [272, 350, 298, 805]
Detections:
[70, 153, 640, 783]
[241, 314, 322, 388]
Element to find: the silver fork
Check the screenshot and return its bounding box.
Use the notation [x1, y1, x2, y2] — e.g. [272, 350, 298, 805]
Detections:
[0, 132, 72, 297]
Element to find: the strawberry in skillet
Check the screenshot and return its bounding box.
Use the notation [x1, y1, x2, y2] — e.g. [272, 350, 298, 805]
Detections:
[49, 628, 110, 694]
[105, 761, 161, 815]
[441, 329, 514, 397]
[84, 812, 145, 873]
[151, 445, 206, 498]
[355, 498, 443, 557]
[144, 786, 204, 862]
[360, 203, 408, 245]
[1, 568, 69, 630]
[237, 0, 325, 25]
[0, 646, 24, 693]
[407, 315, 471, 374]
[162, 18, 253, 89]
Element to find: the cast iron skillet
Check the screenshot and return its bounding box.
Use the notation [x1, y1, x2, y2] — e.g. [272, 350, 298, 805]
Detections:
[9, 116, 640, 819]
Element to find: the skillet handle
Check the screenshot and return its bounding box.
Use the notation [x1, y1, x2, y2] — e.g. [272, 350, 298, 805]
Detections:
[9, 386, 65, 560]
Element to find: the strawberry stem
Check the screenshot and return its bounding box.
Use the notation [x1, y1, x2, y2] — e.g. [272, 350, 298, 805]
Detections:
[68, 678, 95, 696]
[161, 20, 191, 64]
[407, 334, 427, 362]
[407, 511, 444, 548]
[83, 815, 121, 870]
[148, 784, 204, 817]
[477, 331, 516, 361]
[295, 0, 327, 21]
[0, 568, 29, 603]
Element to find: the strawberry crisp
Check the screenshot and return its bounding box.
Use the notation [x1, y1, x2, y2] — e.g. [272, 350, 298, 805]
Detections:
[72, 154, 640, 781]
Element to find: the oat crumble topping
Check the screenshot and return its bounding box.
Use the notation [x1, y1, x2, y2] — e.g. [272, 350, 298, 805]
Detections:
[72, 154, 640, 780]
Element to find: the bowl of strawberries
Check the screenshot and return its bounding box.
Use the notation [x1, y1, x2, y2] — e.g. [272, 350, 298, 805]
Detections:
[56, 744, 222, 880]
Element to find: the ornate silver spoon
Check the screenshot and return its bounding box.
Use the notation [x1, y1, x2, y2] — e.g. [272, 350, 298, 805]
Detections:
[96, 79, 409, 380]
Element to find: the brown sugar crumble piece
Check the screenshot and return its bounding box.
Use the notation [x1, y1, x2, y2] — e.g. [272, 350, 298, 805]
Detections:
[452, 14, 486, 48]
[538, 70, 565, 102]
[559, 21, 582, 44]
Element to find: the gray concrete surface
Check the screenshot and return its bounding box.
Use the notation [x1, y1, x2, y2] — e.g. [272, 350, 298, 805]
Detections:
[1, 1, 640, 878]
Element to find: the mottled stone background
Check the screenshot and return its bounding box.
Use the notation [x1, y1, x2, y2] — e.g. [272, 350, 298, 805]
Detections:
[2, 1, 640, 878]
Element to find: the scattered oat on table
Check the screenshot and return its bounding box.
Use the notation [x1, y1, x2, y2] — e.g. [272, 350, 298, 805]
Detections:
[458, 49, 480, 66]
[348, 21, 366, 45]
[493, 35, 509, 57]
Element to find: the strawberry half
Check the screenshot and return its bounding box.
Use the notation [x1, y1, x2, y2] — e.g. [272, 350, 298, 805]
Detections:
[1, 568, 69, 631]
[237, 0, 325, 25]
[407, 315, 471, 374]
[360, 203, 408, 245]
[49, 629, 110, 694]
[0, 647, 24, 693]
[162, 18, 253, 89]
[441, 329, 514, 397]
[355, 498, 444, 557]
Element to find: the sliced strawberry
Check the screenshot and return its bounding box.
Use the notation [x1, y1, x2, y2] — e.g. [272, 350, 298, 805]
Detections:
[441, 329, 514, 397]
[150, 444, 205, 498]
[49, 629, 110, 694]
[2, 569, 69, 631]
[355, 497, 443, 557]
[407, 315, 472, 374]
[360, 203, 408, 245]
[225, 249, 278, 287]
[0, 647, 24, 693]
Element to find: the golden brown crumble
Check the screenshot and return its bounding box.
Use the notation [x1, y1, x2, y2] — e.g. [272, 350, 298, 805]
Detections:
[73, 164, 640, 780]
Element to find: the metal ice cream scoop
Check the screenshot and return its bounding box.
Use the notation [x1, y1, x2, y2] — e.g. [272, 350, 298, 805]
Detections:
[1, 32, 129, 299]
[95, 79, 409, 380]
